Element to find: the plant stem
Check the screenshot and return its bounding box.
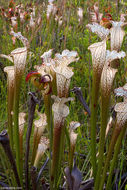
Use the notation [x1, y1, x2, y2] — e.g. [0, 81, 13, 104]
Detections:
[95, 94, 110, 190]
[19, 133, 23, 177]
[44, 94, 52, 132]
[43, 94, 53, 189]
[51, 71, 57, 96]
[30, 166, 37, 190]
[51, 126, 62, 189]
[7, 85, 14, 150]
[106, 126, 127, 190]
[51, 120, 64, 190]
[69, 144, 75, 172]
[13, 74, 22, 184]
[56, 124, 65, 186]
[49, 98, 53, 190]
[25, 92, 38, 190]
[99, 124, 121, 190]
[90, 73, 100, 179]
[36, 157, 49, 184]
[43, 93, 55, 190]
[71, 87, 91, 117]
[0, 141, 14, 187]
[0, 130, 21, 187]
[31, 128, 41, 165]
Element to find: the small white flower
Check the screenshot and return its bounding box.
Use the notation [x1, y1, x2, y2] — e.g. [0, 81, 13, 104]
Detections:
[1, 47, 27, 76]
[101, 64, 117, 97]
[114, 83, 127, 102]
[40, 49, 54, 65]
[52, 95, 74, 127]
[48, 0, 55, 3]
[110, 21, 125, 51]
[4, 66, 15, 88]
[77, 8, 83, 22]
[47, 3, 57, 19]
[29, 15, 35, 28]
[11, 17, 17, 28]
[53, 49, 78, 97]
[53, 64, 74, 97]
[31, 6, 36, 18]
[54, 49, 79, 65]
[10, 31, 29, 48]
[69, 121, 80, 146]
[114, 101, 127, 128]
[34, 136, 49, 167]
[52, 95, 74, 117]
[90, 12, 103, 23]
[100, 50, 126, 98]
[88, 39, 106, 76]
[69, 121, 80, 131]
[37, 15, 42, 25]
[89, 2, 103, 23]
[55, 15, 63, 26]
[11, 47, 27, 75]
[106, 50, 126, 62]
[120, 14, 127, 22]
[34, 113, 47, 135]
[20, 12, 25, 23]
[86, 23, 109, 40]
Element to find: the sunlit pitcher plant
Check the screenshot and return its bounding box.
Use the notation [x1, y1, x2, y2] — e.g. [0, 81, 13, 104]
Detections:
[87, 6, 127, 190]
[1, 2, 127, 190]
[0, 28, 81, 189]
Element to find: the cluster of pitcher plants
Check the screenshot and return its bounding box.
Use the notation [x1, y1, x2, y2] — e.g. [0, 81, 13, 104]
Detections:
[1, 1, 127, 190]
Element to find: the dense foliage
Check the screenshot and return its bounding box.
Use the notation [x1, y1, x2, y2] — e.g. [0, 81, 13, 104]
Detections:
[0, 0, 127, 189]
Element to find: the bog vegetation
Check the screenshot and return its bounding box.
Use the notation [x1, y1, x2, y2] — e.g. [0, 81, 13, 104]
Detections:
[0, 0, 127, 190]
